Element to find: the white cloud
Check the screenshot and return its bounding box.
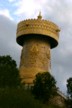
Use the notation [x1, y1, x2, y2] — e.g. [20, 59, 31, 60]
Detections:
[13, 0, 72, 24]
[13, 0, 49, 20]
[0, 15, 21, 66]
[8, 0, 16, 2]
[0, 9, 13, 20]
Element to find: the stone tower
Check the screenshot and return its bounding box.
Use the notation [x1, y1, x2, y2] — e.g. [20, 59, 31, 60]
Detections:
[16, 13, 60, 84]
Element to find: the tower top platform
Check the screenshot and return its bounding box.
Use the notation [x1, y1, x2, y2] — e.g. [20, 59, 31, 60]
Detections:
[16, 14, 60, 48]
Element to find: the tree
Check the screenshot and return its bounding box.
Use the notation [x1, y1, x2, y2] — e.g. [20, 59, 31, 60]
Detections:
[67, 78, 72, 99]
[66, 78, 72, 108]
[0, 55, 20, 87]
[31, 72, 57, 103]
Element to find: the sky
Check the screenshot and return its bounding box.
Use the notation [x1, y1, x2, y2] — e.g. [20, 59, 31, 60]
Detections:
[0, 0, 72, 95]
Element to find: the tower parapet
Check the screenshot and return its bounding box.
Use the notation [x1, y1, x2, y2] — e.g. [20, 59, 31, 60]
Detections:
[17, 14, 60, 48]
[16, 14, 60, 84]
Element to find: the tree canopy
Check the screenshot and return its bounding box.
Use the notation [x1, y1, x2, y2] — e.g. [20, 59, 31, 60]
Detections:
[31, 72, 57, 103]
[66, 77, 72, 108]
[67, 77, 72, 99]
[0, 55, 20, 87]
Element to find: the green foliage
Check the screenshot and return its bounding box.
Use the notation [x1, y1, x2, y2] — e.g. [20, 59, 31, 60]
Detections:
[0, 88, 56, 108]
[66, 98, 72, 108]
[66, 77, 72, 107]
[31, 72, 57, 103]
[67, 77, 72, 99]
[0, 55, 20, 87]
[0, 87, 61, 108]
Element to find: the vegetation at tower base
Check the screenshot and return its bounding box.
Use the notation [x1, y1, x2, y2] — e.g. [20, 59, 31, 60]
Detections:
[0, 56, 66, 108]
[0, 87, 61, 108]
[0, 55, 21, 87]
[0, 55, 67, 107]
[31, 72, 57, 103]
[66, 77, 72, 108]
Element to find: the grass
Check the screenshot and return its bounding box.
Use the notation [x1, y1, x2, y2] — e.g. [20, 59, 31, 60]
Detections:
[0, 87, 61, 108]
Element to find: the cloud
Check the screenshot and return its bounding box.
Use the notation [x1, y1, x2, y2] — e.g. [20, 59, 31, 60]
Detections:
[14, 0, 42, 20]
[0, 9, 13, 20]
[0, 15, 21, 66]
[8, 0, 16, 3]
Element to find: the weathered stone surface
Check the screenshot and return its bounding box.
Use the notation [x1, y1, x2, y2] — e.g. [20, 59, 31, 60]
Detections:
[49, 94, 66, 108]
[19, 38, 51, 83]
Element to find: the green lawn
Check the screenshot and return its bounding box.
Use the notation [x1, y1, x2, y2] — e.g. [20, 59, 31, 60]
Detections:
[0, 87, 60, 108]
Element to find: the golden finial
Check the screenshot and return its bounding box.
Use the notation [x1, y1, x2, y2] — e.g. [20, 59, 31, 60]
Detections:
[37, 11, 42, 19]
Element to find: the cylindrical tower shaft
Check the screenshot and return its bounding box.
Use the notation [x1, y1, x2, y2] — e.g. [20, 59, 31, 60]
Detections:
[19, 38, 51, 84]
